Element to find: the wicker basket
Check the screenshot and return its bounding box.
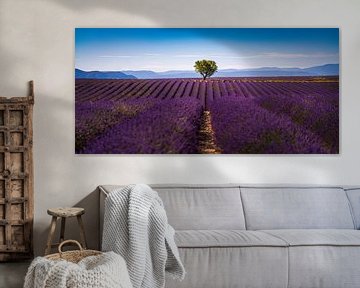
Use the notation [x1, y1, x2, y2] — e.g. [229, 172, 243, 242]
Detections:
[45, 240, 102, 263]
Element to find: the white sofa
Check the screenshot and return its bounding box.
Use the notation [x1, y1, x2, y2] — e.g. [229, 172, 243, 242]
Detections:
[99, 184, 360, 288]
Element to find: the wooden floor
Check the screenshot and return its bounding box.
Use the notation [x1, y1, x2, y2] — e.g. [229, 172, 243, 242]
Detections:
[0, 261, 30, 288]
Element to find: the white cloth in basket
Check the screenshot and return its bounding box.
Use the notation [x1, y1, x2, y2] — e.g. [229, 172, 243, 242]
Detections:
[24, 251, 132, 288]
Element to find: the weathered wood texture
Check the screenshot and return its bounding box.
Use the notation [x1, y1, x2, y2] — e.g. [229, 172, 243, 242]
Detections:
[0, 81, 34, 261]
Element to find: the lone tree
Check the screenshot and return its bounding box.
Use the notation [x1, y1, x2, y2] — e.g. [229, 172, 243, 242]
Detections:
[194, 59, 218, 80]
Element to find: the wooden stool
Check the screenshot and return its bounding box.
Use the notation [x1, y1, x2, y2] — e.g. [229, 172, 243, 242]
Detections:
[45, 207, 87, 255]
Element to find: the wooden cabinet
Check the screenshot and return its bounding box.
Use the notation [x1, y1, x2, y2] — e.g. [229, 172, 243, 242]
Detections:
[0, 81, 34, 261]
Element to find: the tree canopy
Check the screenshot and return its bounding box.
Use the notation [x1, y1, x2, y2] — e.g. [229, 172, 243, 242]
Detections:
[194, 60, 218, 80]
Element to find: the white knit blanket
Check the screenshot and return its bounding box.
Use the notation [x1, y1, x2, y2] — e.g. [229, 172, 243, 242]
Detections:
[24, 251, 133, 288]
[102, 184, 185, 288]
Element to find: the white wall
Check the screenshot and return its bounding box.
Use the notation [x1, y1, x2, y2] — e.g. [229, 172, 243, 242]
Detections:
[0, 0, 359, 256]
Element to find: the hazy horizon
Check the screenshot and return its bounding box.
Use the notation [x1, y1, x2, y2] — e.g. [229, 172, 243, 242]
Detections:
[75, 28, 339, 72]
[75, 63, 339, 73]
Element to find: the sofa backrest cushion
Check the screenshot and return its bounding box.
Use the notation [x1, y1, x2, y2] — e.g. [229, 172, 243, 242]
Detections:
[240, 187, 355, 230]
[153, 185, 246, 230]
[345, 188, 360, 229]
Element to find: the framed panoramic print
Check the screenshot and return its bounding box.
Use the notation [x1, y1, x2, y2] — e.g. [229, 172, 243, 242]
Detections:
[75, 28, 339, 154]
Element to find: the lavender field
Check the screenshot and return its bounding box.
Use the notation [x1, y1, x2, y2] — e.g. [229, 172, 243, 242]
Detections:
[75, 76, 339, 154]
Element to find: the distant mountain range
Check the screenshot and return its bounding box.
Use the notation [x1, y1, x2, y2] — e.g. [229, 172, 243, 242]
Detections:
[75, 69, 136, 79]
[75, 64, 339, 79]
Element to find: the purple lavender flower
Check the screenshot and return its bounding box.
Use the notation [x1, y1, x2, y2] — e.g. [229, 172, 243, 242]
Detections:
[82, 98, 202, 154]
[209, 97, 329, 154]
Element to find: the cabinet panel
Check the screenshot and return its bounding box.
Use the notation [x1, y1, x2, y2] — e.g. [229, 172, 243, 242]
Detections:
[9, 110, 23, 126]
[0, 205, 4, 219]
[0, 226, 5, 245]
[11, 180, 24, 198]
[0, 153, 4, 172]
[10, 152, 24, 174]
[0, 133, 4, 146]
[0, 180, 5, 198]
[0, 110, 4, 126]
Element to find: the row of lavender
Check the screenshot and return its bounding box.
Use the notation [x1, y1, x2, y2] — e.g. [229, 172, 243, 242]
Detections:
[76, 78, 338, 108]
[209, 95, 338, 154]
[76, 98, 202, 154]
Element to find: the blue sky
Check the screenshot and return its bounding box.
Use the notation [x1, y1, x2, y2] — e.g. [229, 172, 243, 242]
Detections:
[75, 28, 339, 72]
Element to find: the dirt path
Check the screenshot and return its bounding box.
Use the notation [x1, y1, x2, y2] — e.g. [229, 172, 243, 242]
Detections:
[198, 110, 222, 154]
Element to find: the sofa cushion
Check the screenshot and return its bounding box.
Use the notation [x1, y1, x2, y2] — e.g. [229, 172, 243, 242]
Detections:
[165, 247, 288, 288]
[154, 186, 246, 230]
[241, 187, 355, 230]
[262, 229, 360, 246]
[175, 230, 287, 248]
[287, 246, 360, 288]
[261, 230, 360, 287]
[345, 188, 360, 229]
[100, 185, 246, 230]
